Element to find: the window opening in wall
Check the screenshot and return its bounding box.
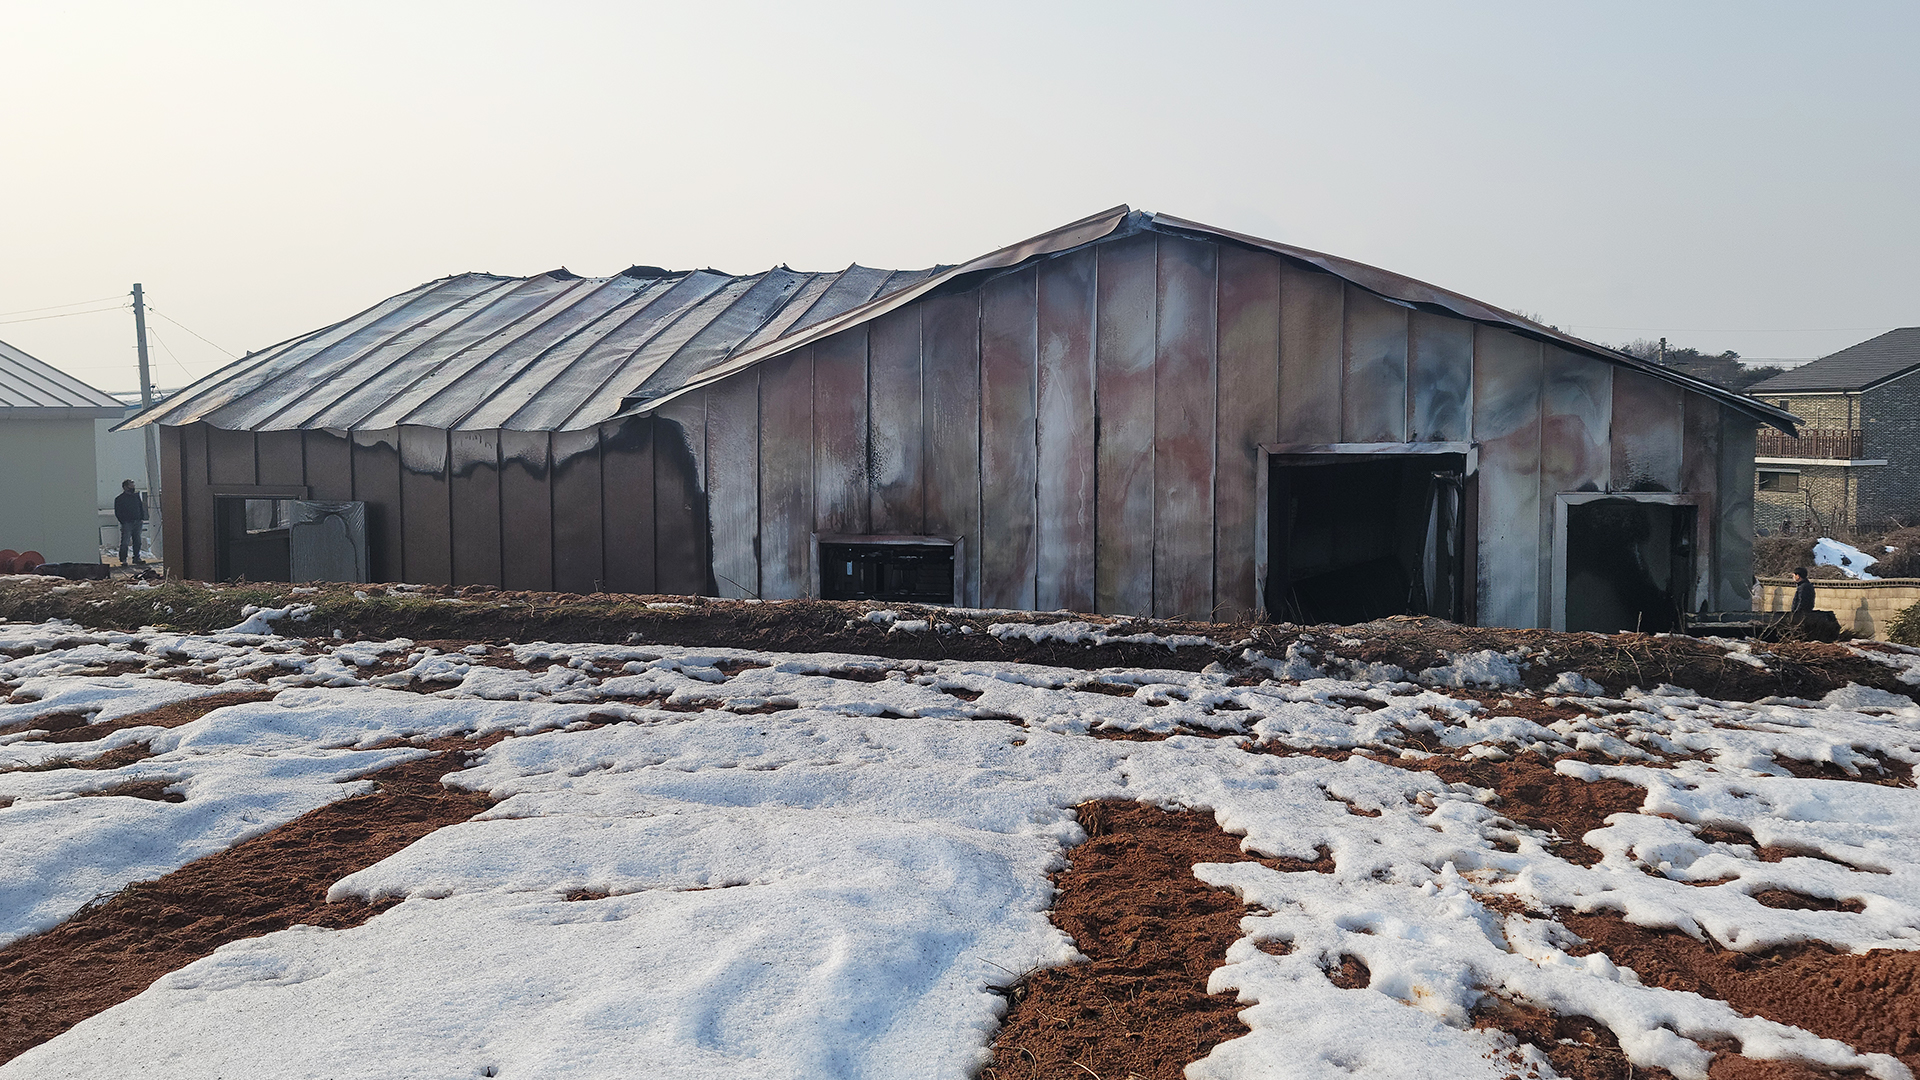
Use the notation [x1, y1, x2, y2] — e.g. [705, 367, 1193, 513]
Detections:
[215, 497, 292, 582]
[1266, 453, 1467, 625]
[819, 543, 955, 604]
[1758, 470, 1800, 493]
[1563, 500, 1696, 633]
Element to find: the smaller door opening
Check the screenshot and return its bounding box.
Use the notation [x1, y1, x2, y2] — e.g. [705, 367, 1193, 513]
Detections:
[819, 542, 955, 603]
[215, 497, 293, 582]
[1563, 499, 1696, 633]
[1267, 453, 1467, 625]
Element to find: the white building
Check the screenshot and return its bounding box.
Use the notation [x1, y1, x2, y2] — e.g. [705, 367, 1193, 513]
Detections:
[0, 338, 127, 562]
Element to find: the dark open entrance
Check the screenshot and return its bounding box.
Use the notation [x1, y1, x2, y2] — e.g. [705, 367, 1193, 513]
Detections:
[1564, 499, 1695, 633]
[214, 497, 292, 583]
[1266, 454, 1467, 625]
[819, 542, 955, 604]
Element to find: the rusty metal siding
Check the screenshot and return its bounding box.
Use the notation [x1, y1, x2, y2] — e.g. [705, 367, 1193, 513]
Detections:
[1341, 286, 1410, 444]
[979, 267, 1040, 610]
[921, 295, 983, 606]
[600, 419, 656, 595]
[399, 425, 452, 585]
[758, 349, 815, 599]
[551, 428, 604, 593]
[256, 431, 304, 487]
[812, 325, 870, 537]
[449, 429, 503, 586]
[1473, 328, 1544, 628]
[1153, 235, 1218, 620]
[1035, 248, 1097, 613]
[498, 430, 552, 591]
[867, 307, 924, 535]
[1609, 370, 1685, 492]
[1408, 312, 1472, 443]
[350, 429, 403, 584]
[206, 427, 256, 486]
[1094, 234, 1157, 615]
[1278, 265, 1343, 444]
[1213, 245, 1282, 621]
[706, 372, 761, 599]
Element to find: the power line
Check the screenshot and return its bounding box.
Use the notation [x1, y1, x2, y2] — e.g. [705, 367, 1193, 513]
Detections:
[145, 306, 238, 359]
[143, 323, 201, 381]
[0, 303, 129, 326]
[0, 293, 127, 319]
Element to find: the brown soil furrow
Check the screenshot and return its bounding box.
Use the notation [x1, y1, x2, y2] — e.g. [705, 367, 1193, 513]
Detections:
[1561, 912, 1920, 1074]
[0, 690, 276, 775]
[0, 733, 501, 1065]
[986, 800, 1329, 1080]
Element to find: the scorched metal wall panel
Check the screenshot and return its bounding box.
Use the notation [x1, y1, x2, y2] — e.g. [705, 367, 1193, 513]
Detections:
[551, 428, 604, 593]
[1094, 234, 1157, 616]
[1212, 245, 1282, 620]
[706, 371, 761, 598]
[1408, 311, 1472, 443]
[1472, 328, 1544, 628]
[920, 295, 982, 607]
[449, 429, 503, 586]
[653, 397, 710, 596]
[1152, 235, 1218, 620]
[498, 430, 552, 592]
[1539, 347, 1612, 626]
[1609, 370, 1684, 492]
[599, 419, 655, 595]
[1278, 266, 1343, 445]
[1341, 286, 1410, 444]
[867, 307, 924, 535]
[1035, 248, 1097, 613]
[979, 267, 1040, 610]
[399, 425, 452, 585]
[812, 326, 870, 537]
[350, 429, 403, 584]
[757, 349, 815, 599]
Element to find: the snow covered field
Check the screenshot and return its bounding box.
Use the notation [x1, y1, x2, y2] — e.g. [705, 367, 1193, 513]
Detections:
[4, 616, 1920, 1079]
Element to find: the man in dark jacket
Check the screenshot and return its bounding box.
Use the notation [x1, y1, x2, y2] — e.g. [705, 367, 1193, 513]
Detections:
[114, 480, 148, 566]
[1790, 567, 1815, 617]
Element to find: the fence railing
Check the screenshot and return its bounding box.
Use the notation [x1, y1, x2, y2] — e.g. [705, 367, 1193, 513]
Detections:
[1756, 427, 1864, 460]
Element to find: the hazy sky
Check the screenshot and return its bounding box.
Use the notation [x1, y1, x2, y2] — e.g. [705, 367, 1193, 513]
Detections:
[2, 1, 1914, 395]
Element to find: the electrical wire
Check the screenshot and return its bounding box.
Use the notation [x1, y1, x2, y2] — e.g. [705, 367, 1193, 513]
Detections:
[0, 303, 129, 326]
[143, 323, 201, 382]
[144, 307, 238, 359]
[0, 293, 127, 319]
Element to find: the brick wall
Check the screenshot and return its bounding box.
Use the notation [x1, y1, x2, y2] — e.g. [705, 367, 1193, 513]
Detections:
[1755, 463, 1856, 533]
[1860, 374, 1920, 528]
[1756, 575, 1920, 639]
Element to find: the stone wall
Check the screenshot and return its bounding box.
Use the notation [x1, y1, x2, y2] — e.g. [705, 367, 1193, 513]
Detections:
[1755, 575, 1920, 640]
[1861, 374, 1920, 528]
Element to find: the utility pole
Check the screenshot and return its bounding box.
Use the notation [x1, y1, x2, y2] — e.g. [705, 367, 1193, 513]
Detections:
[131, 284, 160, 528]
[1658, 336, 1668, 366]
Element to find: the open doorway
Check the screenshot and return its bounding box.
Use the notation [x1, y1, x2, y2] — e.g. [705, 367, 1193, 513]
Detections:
[1561, 498, 1696, 633]
[1266, 453, 1468, 624]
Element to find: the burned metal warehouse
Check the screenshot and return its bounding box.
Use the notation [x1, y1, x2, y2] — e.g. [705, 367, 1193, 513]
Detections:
[122, 207, 1795, 632]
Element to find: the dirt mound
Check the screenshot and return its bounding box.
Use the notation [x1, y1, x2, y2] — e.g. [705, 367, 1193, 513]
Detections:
[0, 735, 499, 1065]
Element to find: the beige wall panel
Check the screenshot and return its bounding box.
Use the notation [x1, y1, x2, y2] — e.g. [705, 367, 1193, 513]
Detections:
[1213, 246, 1283, 620]
[758, 349, 815, 598]
[1094, 233, 1157, 615]
[1278, 266, 1343, 444]
[1408, 312, 1473, 442]
[1609, 369, 1685, 492]
[867, 306, 924, 535]
[1035, 247, 1097, 612]
[706, 370, 762, 599]
[812, 325, 870, 536]
[979, 267, 1039, 610]
[1539, 347, 1613, 625]
[1341, 286, 1410, 444]
[921, 294, 982, 606]
[1472, 328, 1544, 628]
[0, 418, 98, 563]
[1153, 235, 1218, 620]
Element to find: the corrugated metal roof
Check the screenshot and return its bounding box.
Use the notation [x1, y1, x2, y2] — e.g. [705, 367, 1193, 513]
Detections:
[122, 263, 946, 433]
[0, 337, 126, 418]
[1746, 328, 1920, 394]
[123, 205, 1795, 434]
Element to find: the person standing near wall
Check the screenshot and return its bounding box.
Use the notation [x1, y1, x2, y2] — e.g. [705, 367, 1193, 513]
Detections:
[1790, 566, 1815, 619]
[114, 479, 148, 566]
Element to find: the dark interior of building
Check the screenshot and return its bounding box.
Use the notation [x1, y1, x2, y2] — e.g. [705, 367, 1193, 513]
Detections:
[819, 543, 956, 603]
[1564, 499, 1694, 633]
[214, 497, 292, 583]
[1268, 454, 1466, 625]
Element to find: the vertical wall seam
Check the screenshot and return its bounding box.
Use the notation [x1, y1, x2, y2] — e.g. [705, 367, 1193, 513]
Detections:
[1031, 266, 1041, 607]
[1208, 247, 1221, 622]
[1148, 236, 1159, 616]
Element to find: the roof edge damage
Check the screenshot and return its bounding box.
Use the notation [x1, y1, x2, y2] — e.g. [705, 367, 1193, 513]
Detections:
[117, 206, 1796, 435]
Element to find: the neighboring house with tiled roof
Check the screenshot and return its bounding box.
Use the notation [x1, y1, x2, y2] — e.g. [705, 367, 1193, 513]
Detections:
[1747, 328, 1920, 533]
[0, 337, 127, 561]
